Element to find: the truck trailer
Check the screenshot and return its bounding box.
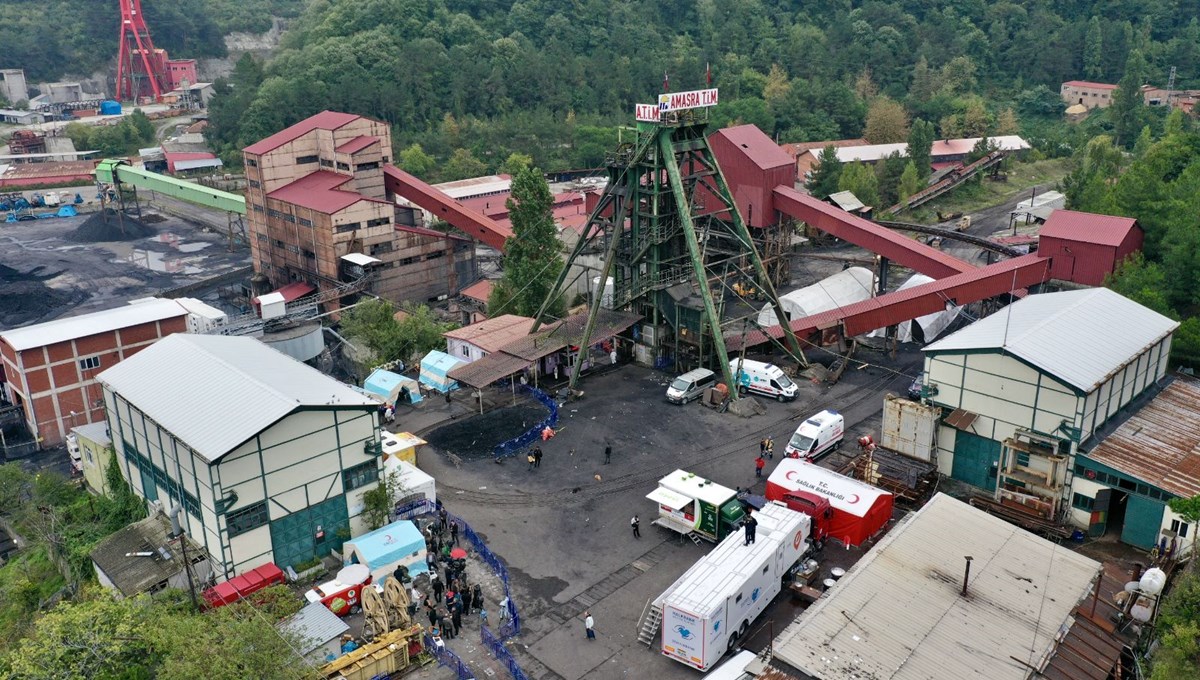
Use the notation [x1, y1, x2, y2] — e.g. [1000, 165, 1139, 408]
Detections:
[655, 502, 812, 671]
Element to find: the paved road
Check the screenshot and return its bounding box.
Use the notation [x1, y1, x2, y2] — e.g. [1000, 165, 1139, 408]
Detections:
[419, 357, 919, 679]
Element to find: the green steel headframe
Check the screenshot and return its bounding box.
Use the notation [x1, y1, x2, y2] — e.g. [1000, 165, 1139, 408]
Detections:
[533, 112, 804, 394]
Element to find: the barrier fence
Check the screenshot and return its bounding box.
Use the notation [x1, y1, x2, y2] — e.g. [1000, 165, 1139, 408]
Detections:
[423, 632, 475, 680]
[481, 621, 531, 680]
[493, 386, 558, 460]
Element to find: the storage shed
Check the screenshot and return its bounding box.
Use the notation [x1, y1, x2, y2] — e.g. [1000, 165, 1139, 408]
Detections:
[757, 267, 875, 327]
[765, 458, 893, 547]
[277, 601, 350, 663]
[342, 519, 428, 585]
[419, 350, 465, 393]
[1037, 210, 1143, 286]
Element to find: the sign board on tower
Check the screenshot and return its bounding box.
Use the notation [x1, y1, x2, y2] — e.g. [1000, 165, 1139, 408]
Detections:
[657, 88, 719, 112]
[635, 103, 660, 122]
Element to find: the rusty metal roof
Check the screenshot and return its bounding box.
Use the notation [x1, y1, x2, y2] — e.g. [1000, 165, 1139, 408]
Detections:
[447, 351, 531, 390]
[443, 314, 536, 353]
[1083, 375, 1200, 498]
[500, 309, 642, 361]
[1034, 563, 1136, 680]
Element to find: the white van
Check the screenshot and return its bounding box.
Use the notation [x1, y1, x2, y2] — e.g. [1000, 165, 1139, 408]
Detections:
[728, 359, 797, 402]
[785, 410, 844, 460]
[666, 368, 717, 404]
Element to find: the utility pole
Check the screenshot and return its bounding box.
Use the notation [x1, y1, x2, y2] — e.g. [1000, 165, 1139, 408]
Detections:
[168, 504, 199, 611]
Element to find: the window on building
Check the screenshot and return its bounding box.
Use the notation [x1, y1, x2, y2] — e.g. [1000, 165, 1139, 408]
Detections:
[320, 159, 333, 168]
[356, 161, 380, 171]
[256, 233, 267, 242]
[252, 203, 264, 213]
[246, 158, 258, 168]
[335, 223, 359, 234]
[273, 239, 286, 249]
[302, 249, 315, 259]
[282, 213, 296, 223]
[298, 217, 313, 227]
[399, 256, 416, 266]
[79, 356, 101, 371]
[226, 501, 269, 537]
[249, 179, 261, 188]
[461, 346, 469, 357]
[1170, 519, 1190, 537]
[84, 447, 94, 464]
[343, 461, 380, 492]
[295, 155, 319, 165]
[369, 242, 393, 256]
[426, 251, 444, 260]
[337, 162, 350, 171]
[1016, 452, 1030, 468]
[267, 208, 283, 219]
[366, 218, 391, 228]
[1072, 493, 1094, 512]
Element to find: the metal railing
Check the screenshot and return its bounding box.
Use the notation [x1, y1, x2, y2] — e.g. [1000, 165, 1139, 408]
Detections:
[492, 386, 558, 461]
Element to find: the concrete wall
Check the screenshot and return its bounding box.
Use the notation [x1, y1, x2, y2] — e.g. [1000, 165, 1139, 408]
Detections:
[446, 338, 486, 363]
[1061, 83, 1116, 109]
[77, 432, 115, 496]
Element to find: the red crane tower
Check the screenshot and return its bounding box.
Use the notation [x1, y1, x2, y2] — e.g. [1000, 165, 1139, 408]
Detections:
[115, 0, 167, 101]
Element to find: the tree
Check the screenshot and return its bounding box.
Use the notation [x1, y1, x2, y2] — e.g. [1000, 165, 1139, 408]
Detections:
[398, 144, 436, 179]
[837, 162, 879, 209]
[906, 119, 936, 178]
[1111, 50, 1149, 147]
[491, 165, 564, 318]
[339, 299, 455, 366]
[1104, 253, 1175, 317]
[863, 97, 908, 143]
[939, 56, 977, 95]
[1168, 495, 1200, 556]
[442, 148, 488, 181]
[995, 108, 1020, 135]
[1084, 16, 1104, 80]
[876, 152, 908, 207]
[959, 101, 991, 137]
[897, 161, 922, 205]
[499, 152, 533, 175]
[361, 470, 407, 530]
[853, 68, 877, 101]
[908, 56, 936, 104]
[805, 145, 842, 199]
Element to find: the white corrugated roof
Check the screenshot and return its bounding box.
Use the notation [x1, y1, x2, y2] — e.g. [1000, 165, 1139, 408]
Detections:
[96, 334, 375, 463]
[278, 602, 349, 656]
[924, 288, 1178, 392]
[0, 298, 186, 352]
[773, 493, 1100, 680]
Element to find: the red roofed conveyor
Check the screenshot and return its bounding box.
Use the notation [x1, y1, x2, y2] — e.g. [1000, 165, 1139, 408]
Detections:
[383, 164, 513, 251]
[725, 184, 1057, 351]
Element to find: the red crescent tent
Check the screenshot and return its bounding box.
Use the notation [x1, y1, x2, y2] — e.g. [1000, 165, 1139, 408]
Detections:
[765, 459, 893, 547]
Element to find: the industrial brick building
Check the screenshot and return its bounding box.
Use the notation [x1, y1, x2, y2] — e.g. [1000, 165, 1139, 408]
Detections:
[97, 334, 382, 577]
[243, 111, 476, 310]
[1061, 80, 1118, 109]
[0, 298, 188, 448]
[1037, 210, 1143, 286]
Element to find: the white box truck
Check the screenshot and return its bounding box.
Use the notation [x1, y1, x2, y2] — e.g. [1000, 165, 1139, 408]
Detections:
[657, 502, 812, 671]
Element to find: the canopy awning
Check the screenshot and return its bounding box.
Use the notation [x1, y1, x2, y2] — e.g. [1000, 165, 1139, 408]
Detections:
[647, 486, 692, 510]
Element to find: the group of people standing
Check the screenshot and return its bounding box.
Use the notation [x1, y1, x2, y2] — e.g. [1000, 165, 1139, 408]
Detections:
[416, 505, 492, 641]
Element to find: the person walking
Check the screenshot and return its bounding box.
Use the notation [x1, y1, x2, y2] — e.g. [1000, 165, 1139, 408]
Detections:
[527, 450, 536, 471]
[534, 446, 543, 468]
[431, 573, 444, 603]
[451, 601, 462, 636]
[755, 454, 766, 478]
[425, 600, 438, 628]
[472, 583, 483, 612]
[450, 521, 459, 546]
[604, 445, 612, 465]
[760, 437, 768, 457]
[743, 513, 758, 546]
[439, 508, 448, 533]
[631, 514, 640, 539]
[444, 565, 454, 586]
[478, 605, 488, 627]
[498, 597, 510, 622]
[584, 611, 596, 640]
[764, 436, 774, 460]
[440, 608, 456, 639]
[461, 583, 473, 616]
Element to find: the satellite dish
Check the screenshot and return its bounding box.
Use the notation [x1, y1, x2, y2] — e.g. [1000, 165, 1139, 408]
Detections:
[337, 563, 371, 585]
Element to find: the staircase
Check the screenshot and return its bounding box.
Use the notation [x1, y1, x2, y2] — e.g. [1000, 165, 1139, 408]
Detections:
[687, 532, 703, 545]
[636, 599, 662, 647]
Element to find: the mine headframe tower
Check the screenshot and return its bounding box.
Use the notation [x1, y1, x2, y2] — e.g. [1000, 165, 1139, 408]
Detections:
[533, 94, 804, 397]
[115, 0, 167, 101]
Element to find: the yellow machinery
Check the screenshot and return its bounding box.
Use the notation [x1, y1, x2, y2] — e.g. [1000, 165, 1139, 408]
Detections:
[320, 625, 427, 680]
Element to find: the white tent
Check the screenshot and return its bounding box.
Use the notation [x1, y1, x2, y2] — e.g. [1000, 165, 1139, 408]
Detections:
[382, 457, 436, 507]
[867, 274, 962, 343]
[757, 266, 876, 328]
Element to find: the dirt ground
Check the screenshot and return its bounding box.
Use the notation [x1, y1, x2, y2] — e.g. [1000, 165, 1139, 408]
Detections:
[0, 203, 251, 328]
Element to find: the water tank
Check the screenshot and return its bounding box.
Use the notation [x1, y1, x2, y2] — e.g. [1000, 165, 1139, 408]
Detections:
[591, 276, 614, 309]
[1139, 568, 1167, 596]
[99, 100, 122, 116]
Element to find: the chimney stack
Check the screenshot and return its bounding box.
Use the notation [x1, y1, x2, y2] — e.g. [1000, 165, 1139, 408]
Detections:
[962, 556, 974, 597]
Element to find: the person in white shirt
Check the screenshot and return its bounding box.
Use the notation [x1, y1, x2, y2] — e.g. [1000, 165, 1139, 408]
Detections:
[584, 611, 596, 639]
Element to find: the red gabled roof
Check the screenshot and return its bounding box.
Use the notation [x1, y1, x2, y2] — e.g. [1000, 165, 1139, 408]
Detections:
[267, 170, 388, 214]
[781, 139, 869, 156]
[273, 281, 317, 302]
[713, 125, 795, 171]
[459, 279, 494, 303]
[1038, 209, 1139, 248]
[243, 111, 364, 155]
[336, 135, 379, 155]
[1062, 80, 1118, 90]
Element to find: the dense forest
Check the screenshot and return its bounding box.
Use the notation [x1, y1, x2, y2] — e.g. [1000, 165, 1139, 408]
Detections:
[0, 0, 306, 84]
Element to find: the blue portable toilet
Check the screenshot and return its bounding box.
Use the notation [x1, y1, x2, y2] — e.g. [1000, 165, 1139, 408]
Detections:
[99, 100, 122, 116]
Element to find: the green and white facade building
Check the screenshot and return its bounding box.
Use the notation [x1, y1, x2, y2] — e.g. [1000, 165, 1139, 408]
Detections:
[920, 288, 1177, 495]
[97, 334, 383, 578]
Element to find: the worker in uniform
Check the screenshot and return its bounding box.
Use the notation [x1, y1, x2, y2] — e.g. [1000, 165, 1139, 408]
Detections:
[744, 513, 758, 546]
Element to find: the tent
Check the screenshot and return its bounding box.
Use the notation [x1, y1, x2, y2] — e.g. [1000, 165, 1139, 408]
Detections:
[867, 274, 962, 344]
[765, 458, 893, 547]
[419, 350, 465, 393]
[757, 267, 876, 327]
[364, 369, 423, 405]
[341, 519, 428, 585]
[382, 457, 436, 507]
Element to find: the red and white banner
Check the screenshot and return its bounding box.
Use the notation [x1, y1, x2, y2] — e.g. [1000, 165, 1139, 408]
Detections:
[657, 88, 719, 112]
[635, 103, 660, 122]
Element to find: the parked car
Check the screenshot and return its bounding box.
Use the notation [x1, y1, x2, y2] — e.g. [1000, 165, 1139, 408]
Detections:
[907, 372, 925, 401]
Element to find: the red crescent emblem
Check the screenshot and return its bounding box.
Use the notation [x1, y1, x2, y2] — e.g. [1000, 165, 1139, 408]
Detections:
[793, 531, 803, 549]
[785, 470, 797, 481]
[847, 494, 860, 504]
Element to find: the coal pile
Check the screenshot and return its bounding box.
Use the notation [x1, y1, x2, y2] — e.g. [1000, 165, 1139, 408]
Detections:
[0, 264, 82, 327]
[425, 401, 551, 460]
[66, 209, 157, 242]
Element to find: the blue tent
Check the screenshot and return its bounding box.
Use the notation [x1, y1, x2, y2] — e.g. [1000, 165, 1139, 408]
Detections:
[419, 350, 464, 393]
[342, 519, 428, 585]
[364, 369, 422, 404]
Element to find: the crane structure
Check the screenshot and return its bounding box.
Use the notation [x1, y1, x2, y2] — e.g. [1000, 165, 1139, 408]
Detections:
[534, 90, 803, 394]
[115, 0, 167, 101]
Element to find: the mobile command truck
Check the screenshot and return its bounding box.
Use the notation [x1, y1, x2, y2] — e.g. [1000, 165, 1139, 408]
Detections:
[647, 469, 746, 542]
[656, 502, 812, 671]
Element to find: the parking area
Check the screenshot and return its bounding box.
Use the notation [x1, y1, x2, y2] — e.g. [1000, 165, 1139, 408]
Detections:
[415, 352, 921, 679]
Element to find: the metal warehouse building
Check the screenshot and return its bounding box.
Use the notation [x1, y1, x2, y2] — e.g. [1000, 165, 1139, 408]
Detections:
[920, 288, 1177, 491]
[97, 334, 383, 578]
[1071, 374, 1200, 552]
